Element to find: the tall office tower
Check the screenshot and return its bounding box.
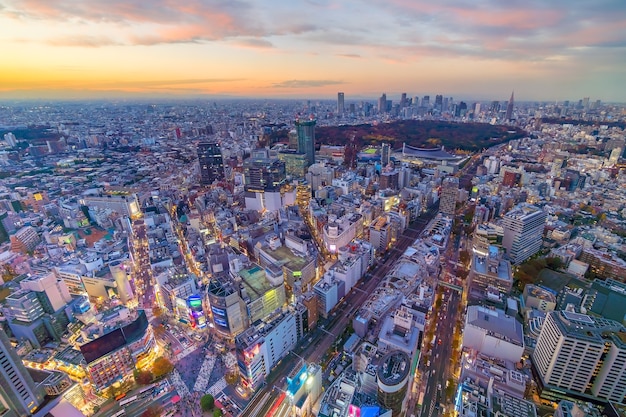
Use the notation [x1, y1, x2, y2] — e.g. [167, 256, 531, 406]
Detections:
[435, 95, 443, 111]
[337, 92, 345, 115]
[421, 95, 430, 108]
[505, 91, 514, 121]
[400, 93, 407, 108]
[381, 142, 391, 167]
[0, 329, 45, 416]
[295, 118, 316, 168]
[532, 311, 626, 403]
[197, 141, 225, 185]
[439, 177, 459, 216]
[378, 93, 387, 113]
[502, 203, 547, 264]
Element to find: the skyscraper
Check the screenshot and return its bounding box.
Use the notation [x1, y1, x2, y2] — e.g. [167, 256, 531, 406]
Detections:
[0, 329, 45, 416]
[197, 141, 225, 185]
[502, 203, 546, 264]
[378, 93, 387, 113]
[295, 118, 316, 168]
[439, 177, 459, 216]
[381, 142, 391, 167]
[337, 92, 345, 115]
[505, 91, 514, 121]
[532, 311, 626, 403]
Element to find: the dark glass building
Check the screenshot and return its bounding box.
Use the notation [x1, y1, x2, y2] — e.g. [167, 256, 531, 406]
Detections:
[197, 141, 225, 185]
[295, 118, 316, 168]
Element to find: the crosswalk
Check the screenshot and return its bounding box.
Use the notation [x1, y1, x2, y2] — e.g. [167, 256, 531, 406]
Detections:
[206, 376, 227, 396]
[192, 356, 216, 393]
[175, 345, 197, 361]
[170, 369, 191, 398]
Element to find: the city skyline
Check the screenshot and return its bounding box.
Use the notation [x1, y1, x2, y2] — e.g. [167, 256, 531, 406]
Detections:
[1, 0, 625, 102]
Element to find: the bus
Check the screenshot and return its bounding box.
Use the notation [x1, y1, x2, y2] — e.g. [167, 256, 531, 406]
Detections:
[138, 384, 155, 395]
[115, 393, 126, 401]
[111, 410, 126, 417]
[119, 395, 138, 407]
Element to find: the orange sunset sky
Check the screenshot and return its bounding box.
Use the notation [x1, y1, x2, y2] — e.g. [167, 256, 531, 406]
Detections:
[1, 0, 625, 101]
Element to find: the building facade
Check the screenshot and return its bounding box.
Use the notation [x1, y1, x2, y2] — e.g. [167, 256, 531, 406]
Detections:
[502, 204, 547, 265]
[197, 141, 225, 185]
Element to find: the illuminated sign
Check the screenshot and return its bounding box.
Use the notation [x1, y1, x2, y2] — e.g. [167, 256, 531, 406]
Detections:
[348, 405, 361, 417]
[293, 271, 302, 277]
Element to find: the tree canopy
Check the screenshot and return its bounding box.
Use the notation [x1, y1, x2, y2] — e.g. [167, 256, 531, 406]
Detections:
[152, 357, 174, 379]
[201, 394, 215, 412]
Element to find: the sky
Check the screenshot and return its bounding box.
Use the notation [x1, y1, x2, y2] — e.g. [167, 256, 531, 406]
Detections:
[0, 0, 625, 102]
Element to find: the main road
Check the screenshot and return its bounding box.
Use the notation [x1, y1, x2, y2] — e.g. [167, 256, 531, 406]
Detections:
[419, 220, 465, 417]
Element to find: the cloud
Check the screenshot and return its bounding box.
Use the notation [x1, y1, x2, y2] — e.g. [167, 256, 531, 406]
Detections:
[0, 0, 319, 46]
[233, 38, 274, 49]
[272, 79, 344, 88]
[102, 78, 246, 88]
[336, 53, 361, 58]
[46, 35, 121, 47]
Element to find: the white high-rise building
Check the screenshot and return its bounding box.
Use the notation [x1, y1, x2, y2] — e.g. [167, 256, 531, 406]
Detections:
[502, 204, 547, 264]
[532, 311, 626, 403]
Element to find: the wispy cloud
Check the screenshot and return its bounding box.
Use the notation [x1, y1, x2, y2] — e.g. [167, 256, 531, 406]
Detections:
[46, 35, 120, 47]
[272, 79, 344, 88]
[233, 38, 274, 49]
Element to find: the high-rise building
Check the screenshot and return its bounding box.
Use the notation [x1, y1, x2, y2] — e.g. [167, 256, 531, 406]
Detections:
[400, 93, 407, 108]
[278, 150, 308, 178]
[197, 141, 225, 185]
[337, 92, 345, 115]
[381, 142, 391, 167]
[505, 91, 514, 121]
[435, 95, 443, 111]
[502, 203, 546, 264]
[295, 118, 316, 168]
[378, 93, 387, 113]
[439, 177, 459, 216]
[532, 310, 626, 403]
[9, 226, 40, 254]
[243, 157, 286, 192]
[0, 329, 45, 416]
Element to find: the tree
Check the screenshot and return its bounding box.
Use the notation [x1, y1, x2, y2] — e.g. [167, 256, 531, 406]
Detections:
[141, 405, 162, 417]
[201, 394, 215, 412]
[135, 370, 153, 385]
[459, 250, 471, 266]
[152, 306, 164, 318]
[545, 257, 564, 271]
[152, 357, 174, 379]
[213, 409, 223, 417]
[225, 371, 238, 385]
